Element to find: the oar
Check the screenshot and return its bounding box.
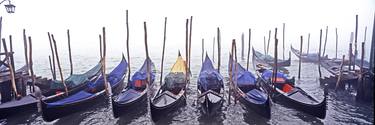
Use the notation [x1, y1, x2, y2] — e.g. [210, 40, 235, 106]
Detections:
[67, 29, 73, 75]
[2, 39, 19, 98]
[246, 28, 251, 71]
[51, 34, 69, 96]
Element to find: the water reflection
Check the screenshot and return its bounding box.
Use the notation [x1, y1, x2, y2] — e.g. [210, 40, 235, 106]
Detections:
[116, 101, 148, 125]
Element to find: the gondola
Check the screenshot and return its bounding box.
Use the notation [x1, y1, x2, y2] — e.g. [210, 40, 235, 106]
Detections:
[0, 60, 102, 119]
[290, 45, 328, 63]
[252, 48, 291, 67]
[197, 54, 224, 115]
[0, 65, 38, 119]
[41, 57, 127, 122]
[150, 52, 188, 121]
[36, 61, 102, 98]
[112, 58, 155, 118]
[228, 54, 271, 119]
[252, 48, 289, 74]
[256, 65, 327, 119]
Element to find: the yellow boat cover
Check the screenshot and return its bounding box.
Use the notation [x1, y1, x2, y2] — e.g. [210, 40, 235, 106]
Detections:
[170, 55, 187, 74]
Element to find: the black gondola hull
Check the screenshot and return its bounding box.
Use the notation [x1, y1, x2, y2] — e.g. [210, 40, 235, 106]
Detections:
[238, 94, 271, 119]
[199, 92, 223, 115]
[150, 91, 186, 122]
[41, 79, 124, 122]
[112, 88, 148, 118]
[0, 95, 38, 119]
[272, 92, 326, 119]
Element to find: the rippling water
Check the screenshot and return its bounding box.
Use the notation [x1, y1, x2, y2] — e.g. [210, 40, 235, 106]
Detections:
[2, 54, 374, 125]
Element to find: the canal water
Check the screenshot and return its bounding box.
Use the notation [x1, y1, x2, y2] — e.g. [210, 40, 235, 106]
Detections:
[1, 53, 373, 125]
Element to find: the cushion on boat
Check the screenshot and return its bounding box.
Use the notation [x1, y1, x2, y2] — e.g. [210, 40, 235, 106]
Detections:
[116, 89, 141, 103]
[246, 89, 267, 103]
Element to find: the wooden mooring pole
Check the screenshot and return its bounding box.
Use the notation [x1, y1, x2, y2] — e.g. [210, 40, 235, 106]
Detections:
[272, 28, 278, 85]
[246, 28, 251, 71]
[160, 17, 167, 86]
[307, 33, 310, 55]
[2, 39, 18, 98]
[241, 33, 244, 60]
[335, 28, 338, 59]
[101, 27, 110, 96]
[144, 22, 151, 87]
[267, 30, 271, 55]
[213, 37, 215, 62]
[354, 15, 358, 71]
[125, 10, 130, 84]
[52, 34, 69, 96]
[283, 23, 285, 60]
[335, 55, 345, 90]
[217, 27, 221, 73]
[318, 29, 322, 78]
[48, 32, 56, 80]
[202, 38, 204, 63]
[28, 36, 35, 92]
[67, 29, 73, 75]
[23, 30, 29, 74]
[298, 36, 303, 79]
[322, 26, 328, 57]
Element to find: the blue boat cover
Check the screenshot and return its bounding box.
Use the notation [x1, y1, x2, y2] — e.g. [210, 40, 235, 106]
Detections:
[47, 91, 93, 107]
[87, 58, 128, 91]
[260, 69, 288, 81]
[46, 58, 128, 107]
[246, 89, 267, 103]
[128, 58, 155, 88]
[198, 55, 223, 91]
[228, 54, 256, 87]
